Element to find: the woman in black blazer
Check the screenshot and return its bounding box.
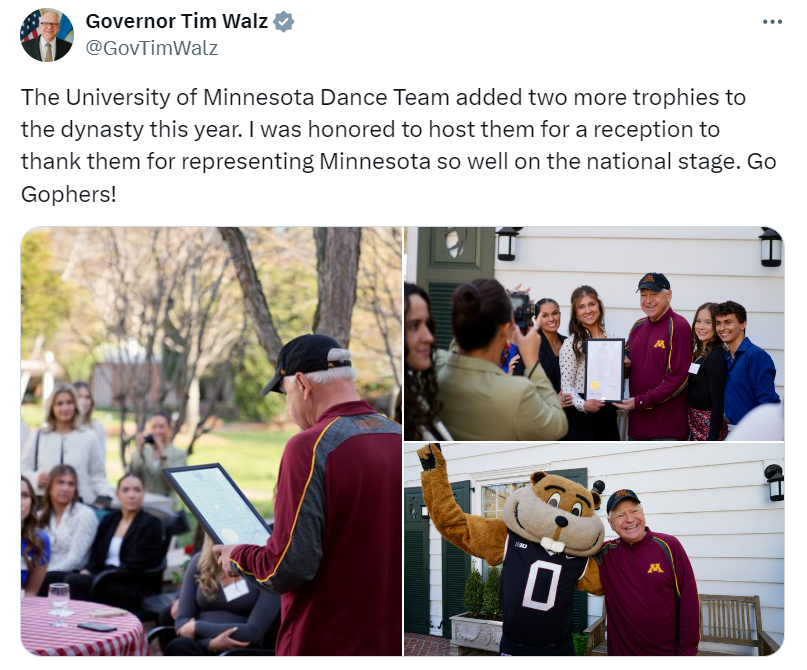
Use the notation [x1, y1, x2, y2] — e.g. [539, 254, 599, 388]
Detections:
[535, 298, 573, 408]
[66, 473, 163, 611]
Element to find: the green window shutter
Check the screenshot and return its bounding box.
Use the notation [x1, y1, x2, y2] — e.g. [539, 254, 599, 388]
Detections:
[441, 480, 471, 638]
[428, 282, 460, 350]
[415, 227, 495, 351]
[404, 488, 430, 635]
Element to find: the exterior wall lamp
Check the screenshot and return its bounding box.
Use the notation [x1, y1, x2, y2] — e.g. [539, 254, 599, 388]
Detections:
[496, 227, 522, 261]
[759, 228, 782, 268]
[764, 464, 784, 502]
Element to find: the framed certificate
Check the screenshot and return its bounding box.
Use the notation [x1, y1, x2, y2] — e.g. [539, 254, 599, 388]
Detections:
[584, 338, 626, 403]
[163, 464, 272, 546]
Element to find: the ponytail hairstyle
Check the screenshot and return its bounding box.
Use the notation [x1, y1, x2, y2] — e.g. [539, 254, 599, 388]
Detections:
[196, 533, 225, 601]
[568, 286, 606, 364]
[21, 476, 46, 574]
[404, 283, 442, 441]
[451, 279, 512, 351]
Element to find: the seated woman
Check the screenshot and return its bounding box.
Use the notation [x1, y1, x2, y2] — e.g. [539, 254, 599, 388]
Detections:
[129, 410, 187, 508]
[688, 302, 729, 440]
[403, 283, 452, 441]
[37, 465, 99, 594]
[65, 473, 163, 611]
[166, 533, 281, 656]
[559, 285, 621, 441]
[21, 383, 109, 505]
[435, 279, 567, 441]
[21, 476, 50, 597]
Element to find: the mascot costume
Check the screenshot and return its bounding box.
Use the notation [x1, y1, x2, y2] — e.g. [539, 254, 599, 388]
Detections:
[418, 443, 605, 656]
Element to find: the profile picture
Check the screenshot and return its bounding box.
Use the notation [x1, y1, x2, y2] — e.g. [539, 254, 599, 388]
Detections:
[20, 9, 73, 62]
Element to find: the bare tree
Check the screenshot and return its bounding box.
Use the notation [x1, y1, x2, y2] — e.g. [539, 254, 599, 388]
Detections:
[356, 227, 402, 389]
[312, 228, 362, 348]
[217, 227, 284, 361]
[70, 228, 245, 465]
[160, 229, 244, 444]
[95, 229, 182, 465]
[220, 227, 363, 355]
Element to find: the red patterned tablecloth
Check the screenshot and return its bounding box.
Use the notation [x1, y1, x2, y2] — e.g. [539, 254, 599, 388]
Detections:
[21, 597, 148, 656]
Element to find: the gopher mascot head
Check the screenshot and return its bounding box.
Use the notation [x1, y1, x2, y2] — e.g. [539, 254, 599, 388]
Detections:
[416, 442, 604, 563]
[503, 470, 604, 556]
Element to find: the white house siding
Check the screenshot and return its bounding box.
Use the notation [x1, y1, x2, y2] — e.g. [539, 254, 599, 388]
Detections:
[405, 226, 784, 398]
[492, 226, 784, 399]
[403, 441, 784, 653]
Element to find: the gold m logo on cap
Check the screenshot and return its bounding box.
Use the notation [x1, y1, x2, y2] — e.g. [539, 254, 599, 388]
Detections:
[643, 274, 654, 283]
[615, 490, 628, 497]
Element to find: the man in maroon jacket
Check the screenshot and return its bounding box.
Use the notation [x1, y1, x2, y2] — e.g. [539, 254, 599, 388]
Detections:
[615, 272, 691, 440]
[213, 334, 401, 655]
[595, 489, 700, 655]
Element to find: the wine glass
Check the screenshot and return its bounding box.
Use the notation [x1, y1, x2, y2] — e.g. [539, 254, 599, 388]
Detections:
[48, 583, 70, 627]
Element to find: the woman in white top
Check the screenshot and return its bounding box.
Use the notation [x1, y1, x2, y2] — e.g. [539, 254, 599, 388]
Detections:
[37, 464, 99, 595]
[21, 383, 110, 504]
[74, 381, 107, 455]
[559, 285, 621, 441]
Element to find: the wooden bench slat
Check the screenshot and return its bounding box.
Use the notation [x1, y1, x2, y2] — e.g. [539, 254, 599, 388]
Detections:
[588, 593, 776, 656]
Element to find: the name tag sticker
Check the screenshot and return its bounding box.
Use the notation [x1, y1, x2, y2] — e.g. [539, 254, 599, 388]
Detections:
[223, 579, 249, 602]
[688, 362, 701, 374]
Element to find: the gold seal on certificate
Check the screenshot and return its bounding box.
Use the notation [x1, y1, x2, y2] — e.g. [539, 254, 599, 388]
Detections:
[585, 338, 626, 403]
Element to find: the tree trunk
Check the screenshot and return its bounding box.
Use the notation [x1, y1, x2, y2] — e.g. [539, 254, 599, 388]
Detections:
[217, 227, 284, 361]
[186, 376, 201, 441]
[312, 228, 362, 348]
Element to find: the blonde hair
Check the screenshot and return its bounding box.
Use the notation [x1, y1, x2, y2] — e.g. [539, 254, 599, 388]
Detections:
[196, 534, 224, 601]
[43, 384, 81, 432]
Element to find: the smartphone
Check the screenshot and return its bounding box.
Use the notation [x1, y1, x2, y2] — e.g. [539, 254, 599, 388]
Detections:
[77, 622, 118, 633]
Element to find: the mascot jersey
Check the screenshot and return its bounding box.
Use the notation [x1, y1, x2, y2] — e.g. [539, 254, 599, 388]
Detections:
[500, 531, 589, 655]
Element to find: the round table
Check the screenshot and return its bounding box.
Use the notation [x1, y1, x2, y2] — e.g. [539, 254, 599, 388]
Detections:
[21, 597, 148, 656]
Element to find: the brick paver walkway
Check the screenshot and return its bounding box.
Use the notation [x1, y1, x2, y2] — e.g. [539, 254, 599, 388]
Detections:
[405, 633, 452, 656]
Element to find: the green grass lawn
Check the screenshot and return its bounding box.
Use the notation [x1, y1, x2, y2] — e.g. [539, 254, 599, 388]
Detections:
[22, 404, 292, 543]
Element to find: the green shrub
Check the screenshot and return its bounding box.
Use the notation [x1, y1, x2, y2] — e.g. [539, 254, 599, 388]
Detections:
[232, 342, 285, 422]
[463, 560, 484, 618]
[573, 633, 589, 656]
[481, 565, 502, 620]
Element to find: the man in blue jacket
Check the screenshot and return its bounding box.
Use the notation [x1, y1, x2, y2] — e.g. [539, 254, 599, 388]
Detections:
[715, 300, 780, 426]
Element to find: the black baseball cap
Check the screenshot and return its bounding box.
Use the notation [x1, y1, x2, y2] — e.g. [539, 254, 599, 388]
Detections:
[606, 488, 642, 514]
[636, 272, 670, 293]
[261, 334, 351, 396]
